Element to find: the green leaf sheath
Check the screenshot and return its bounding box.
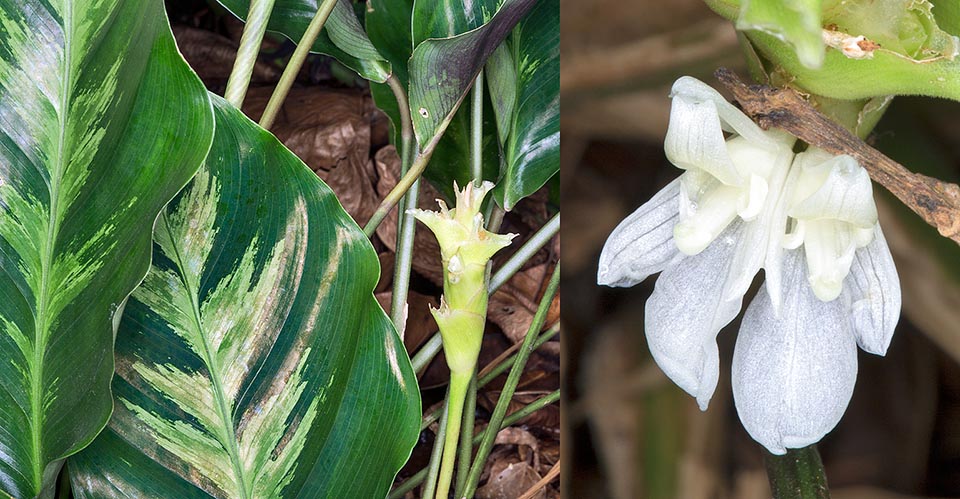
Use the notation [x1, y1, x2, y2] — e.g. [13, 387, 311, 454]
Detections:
[408, 0, 538, 148]
[68, 96, 420, 499]
[0, 1, 213, 496]
[488, 0, 559, 210]
[217, 0, 391, 82]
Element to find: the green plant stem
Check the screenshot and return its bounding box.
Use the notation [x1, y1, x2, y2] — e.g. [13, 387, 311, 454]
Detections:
[461, 265, 561, 498]
[455, 374, 478, 497]
[259, 0, 338, 130]
[471, 71, 484, 185]
[763, 445, 830, 498]
[409, 212, 560, 375]
[490, 212, 559, 291]
[224, 0, 277, 107]
[421, 397, 450, 499]
[390, 390, 560, 499]
[435, 369, 472, 499]
[388, 76, 419, 329]
[364, 109, 455, 237]
[421, 324, 559, 431]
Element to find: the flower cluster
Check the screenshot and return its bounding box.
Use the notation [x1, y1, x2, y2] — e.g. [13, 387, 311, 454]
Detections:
[597, 77, 901, 454]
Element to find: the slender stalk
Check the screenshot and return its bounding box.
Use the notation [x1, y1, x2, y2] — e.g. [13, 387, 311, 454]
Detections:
[420, 325, 559, 431]
[224, 0, 277, 107]
[412, 333, 443, 375]
[490, 212, 559, 291]
[435, 369, 472, 499]
[391, 390, 560, 499]
[455, 374, 478, 497]
[763, 445, 831, 499]
[471, 71, 484, 185]
[259, 0, 338, 130]
[364, 131, 442, 237]
[387, 76, 419, 329]
[461, 265, 561, 498]
[421, 397, 450, 499]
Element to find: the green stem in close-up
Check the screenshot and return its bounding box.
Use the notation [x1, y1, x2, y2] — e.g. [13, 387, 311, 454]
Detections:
[391, 389, 560, 499]
[259, 0, 338, 130]
[435, 368, 472, 499]
[420, 397, 449, 499]
[455, 374, 478, 498]
[461, 264, 561, 499]
[388, 75, 419, 330]
[224, 0, 277, 108]
[471, 70, 485, 185]
[763, 445, 830, 499]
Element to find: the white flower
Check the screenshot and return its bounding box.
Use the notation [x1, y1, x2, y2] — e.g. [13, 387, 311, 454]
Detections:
[597, 76, 901, 455]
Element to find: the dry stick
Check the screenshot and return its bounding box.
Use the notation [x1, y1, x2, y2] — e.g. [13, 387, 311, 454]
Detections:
[516, 459, 561, 499]
[259, 0, 339, 130]
[715, 67, 960, 245]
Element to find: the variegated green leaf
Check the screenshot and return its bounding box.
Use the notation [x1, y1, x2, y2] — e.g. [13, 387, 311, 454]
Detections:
[487, 0, 559, 210]
[0, 0, 213, 496]
[68, 95, 420, 499]
[411, 0, 499, 44]
[217, 0, 392, 82]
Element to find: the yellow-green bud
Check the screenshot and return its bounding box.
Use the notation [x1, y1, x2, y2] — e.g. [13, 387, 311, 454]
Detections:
[410, 181, 516, 375]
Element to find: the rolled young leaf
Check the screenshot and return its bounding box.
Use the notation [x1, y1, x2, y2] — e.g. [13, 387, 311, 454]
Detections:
[217, 0, 392, 82]
[68, 95, 420, 499]
[0, 0, 214, 496]
[487, 0, 560, 210]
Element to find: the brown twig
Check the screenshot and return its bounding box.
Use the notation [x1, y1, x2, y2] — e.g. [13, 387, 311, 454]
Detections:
[714, 67, 960, 246]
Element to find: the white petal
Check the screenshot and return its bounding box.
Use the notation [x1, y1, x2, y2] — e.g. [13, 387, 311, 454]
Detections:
[669, 77, 778, 149]
[598, 179, 684, 287]
[664, 92, 742, 186]
[723, 144, 794, 306]
[789, 152, 878, 228]
[843, 225, 901, 355]
[732, 250, 858, 455]
[802, 219, 858, 301]
[645, 221, 749, 410]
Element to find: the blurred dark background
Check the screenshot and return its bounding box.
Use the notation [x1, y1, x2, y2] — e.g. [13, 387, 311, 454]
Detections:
[560, 0, 960, 497]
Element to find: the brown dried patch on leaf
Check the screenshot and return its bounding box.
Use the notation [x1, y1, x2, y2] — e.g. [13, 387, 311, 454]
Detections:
[243, 87, 381, 224]
[374, 146, 445, 284]
[172, 26, 280, 85]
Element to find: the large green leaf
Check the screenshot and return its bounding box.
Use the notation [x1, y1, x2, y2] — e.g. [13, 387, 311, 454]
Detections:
[411, 0, 498, 44]
[218, 0, 392, 82]
[0, 0, 212, 496]
[367, 0, 499, 200]
[408, 0, 536, 148]
[487, 0, 559, 210]
[69, 95, 420, 498]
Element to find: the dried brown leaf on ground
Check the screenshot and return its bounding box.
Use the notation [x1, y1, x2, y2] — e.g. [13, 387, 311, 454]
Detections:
[489, 264, 559, 344]
[243, 87, 381, 224]
[172, 26, 280, 86]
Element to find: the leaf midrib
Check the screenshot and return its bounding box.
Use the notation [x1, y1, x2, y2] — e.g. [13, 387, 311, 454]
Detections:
[159, 212, 252, 499]
[30, 0, 74, 489]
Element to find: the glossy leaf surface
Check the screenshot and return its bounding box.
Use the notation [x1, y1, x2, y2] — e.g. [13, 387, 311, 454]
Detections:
[218, 0, 392, 82]
[408, 0, 537, 147]
[367, 0, 499, 199]
[68, 95, 420, 499]
[487, 0, 559, 210]
[0, 0, 213, 495]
